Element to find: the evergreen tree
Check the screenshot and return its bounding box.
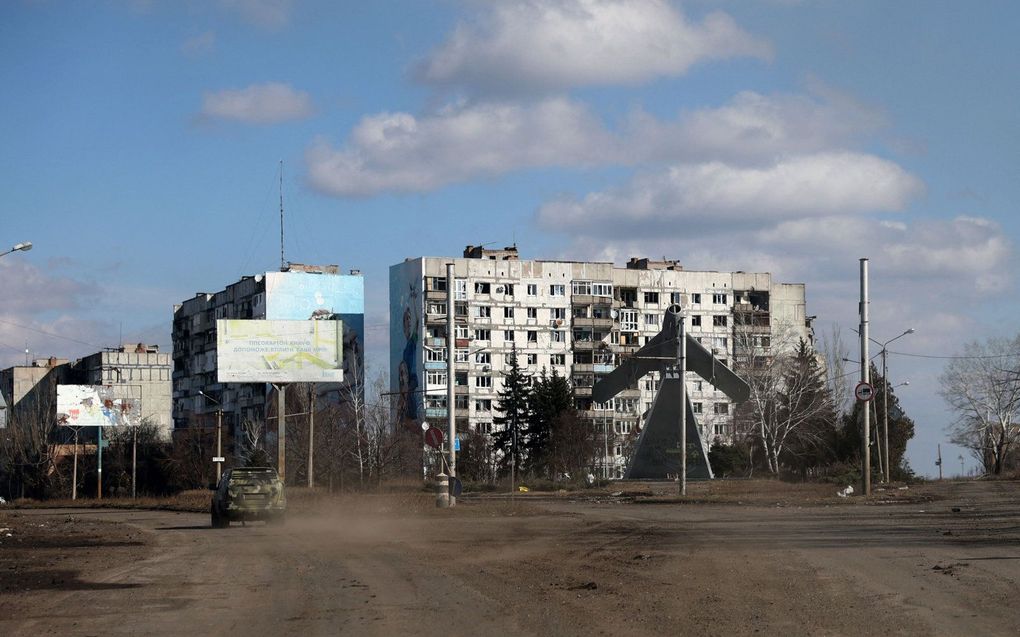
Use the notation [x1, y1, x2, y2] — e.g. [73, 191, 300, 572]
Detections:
[493, 346, 531, 479]
[777, 339, 840, 474]
[527, 368, 574, 477]
[837, 363, 915, 479]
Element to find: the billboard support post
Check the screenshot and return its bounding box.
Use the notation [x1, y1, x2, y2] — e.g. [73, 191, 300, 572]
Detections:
[97, 425, 103, 500]
[71, 427, 79, 501]
[276, 383, 286, 483]
[132, 425, 137, 499]
[307, 386, 314, 489]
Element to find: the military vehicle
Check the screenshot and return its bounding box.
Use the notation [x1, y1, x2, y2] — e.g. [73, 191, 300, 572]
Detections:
[210, 467, 286, 527]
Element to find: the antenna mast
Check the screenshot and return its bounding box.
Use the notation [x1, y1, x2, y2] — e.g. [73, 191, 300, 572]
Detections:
[279, 160, 285, 272]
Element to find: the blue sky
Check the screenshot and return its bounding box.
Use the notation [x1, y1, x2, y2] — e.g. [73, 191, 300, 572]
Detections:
[2, 0, 1018, 477]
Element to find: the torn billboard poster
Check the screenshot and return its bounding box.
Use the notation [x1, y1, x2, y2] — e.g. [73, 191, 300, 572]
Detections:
[56, 385, 141, 427]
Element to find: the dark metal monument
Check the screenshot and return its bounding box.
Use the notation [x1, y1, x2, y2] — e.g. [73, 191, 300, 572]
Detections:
[593, 304, 751, 480]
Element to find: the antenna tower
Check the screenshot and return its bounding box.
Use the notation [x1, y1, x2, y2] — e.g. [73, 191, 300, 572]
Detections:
[279, 160, 286, 272]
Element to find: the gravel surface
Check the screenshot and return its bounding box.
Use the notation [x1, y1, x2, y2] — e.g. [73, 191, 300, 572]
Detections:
[1, 480, 1017, 636]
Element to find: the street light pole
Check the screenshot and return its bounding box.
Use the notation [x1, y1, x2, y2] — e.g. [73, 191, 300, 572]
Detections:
[879, 328, 914, 483]
[0, 241, 32, 258]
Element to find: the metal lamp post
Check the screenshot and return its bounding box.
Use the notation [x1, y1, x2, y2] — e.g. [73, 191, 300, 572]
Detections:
[199, 391, 224, 483]
[876, 329, 914, 482]
[0, 241, 32, 258]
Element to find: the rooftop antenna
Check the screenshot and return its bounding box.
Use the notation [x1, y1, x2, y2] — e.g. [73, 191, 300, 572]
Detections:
[279, 160, 286, 272]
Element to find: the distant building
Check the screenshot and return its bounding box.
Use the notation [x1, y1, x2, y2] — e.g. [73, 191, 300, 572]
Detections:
[391, 246, 811, 478]
[171, 264, 365, 444]
[76, 344, 172, 438]
[0, 346, 171, 440]
[0, 357, 74, 432]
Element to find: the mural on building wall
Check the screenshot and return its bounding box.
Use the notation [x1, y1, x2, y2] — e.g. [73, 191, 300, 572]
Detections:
[389, 264, 421, 428]
[263, 272, 365, 381]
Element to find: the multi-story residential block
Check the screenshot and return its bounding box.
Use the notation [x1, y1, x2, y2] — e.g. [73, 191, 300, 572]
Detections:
[76, 345, 172, 439]
[0, 345, 171, 440]
[391, 246, 811, 478]
[171, 264, 365, 444]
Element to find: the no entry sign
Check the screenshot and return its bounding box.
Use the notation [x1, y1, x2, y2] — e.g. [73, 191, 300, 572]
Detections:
[424, 426, 444, 449]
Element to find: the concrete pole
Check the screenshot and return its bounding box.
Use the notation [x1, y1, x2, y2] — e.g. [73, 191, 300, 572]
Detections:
[132, 425, 138, 498]
[446, 262, 456, 506]
[72, 428, 79, 501]
[97, 425, 103, 500]
[882, 348, 890, 483]
[277, 384, 286, 483]
[679, 308, 687, 497]
[860, 258, 871, 496]
[308, 386, 314, 489]
[216, 409, 223, 484]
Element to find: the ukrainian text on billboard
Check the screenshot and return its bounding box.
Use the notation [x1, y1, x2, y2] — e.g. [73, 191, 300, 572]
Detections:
[216, 319, 344, 383]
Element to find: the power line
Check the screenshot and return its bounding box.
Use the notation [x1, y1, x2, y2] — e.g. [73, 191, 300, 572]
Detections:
[0, 318, 104, 349]
[888, 349, 1018, 361]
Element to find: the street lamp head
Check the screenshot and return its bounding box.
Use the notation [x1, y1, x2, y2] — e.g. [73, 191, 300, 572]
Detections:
[13, 241, 32, 252]
[904, 328, 915, 335]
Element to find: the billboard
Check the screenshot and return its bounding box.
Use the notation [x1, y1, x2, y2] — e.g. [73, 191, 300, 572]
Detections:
[216, 319, 344, 383]
[57, 385, 141, 427]
[263, 271, 364, 383]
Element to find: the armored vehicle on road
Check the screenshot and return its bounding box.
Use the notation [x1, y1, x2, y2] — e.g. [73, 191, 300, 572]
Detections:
[210, 467, 286, 527]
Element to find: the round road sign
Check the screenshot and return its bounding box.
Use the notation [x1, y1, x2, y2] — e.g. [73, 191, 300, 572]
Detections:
[854, 382, 875, 402]
[424, 426, 444, 449]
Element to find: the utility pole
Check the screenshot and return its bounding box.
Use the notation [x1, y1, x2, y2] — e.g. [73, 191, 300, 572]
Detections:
[881, 348, 890, 483]
[97, 426, 103, 500]
[859, 258, 871, 496]
[276, 384, 287, 483]
[446, 262, 456, 506]
[71, 427, 80, 500]
[132, 425, 138, 498]
[216, 409, 223, 484]
[307, 385, 314, 488]
[937, 443, 943, 480]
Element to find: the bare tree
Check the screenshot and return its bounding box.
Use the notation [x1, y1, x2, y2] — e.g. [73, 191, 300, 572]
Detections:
[940, 335, 1020, 475]
[734, 328, 838, 474]
[239, 418, 266, 465]
[0, 373, 62, 499]
[820, 323, 853, 418]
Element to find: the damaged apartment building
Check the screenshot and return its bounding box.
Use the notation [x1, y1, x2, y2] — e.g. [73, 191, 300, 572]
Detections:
[391, 246, 811, 479]
[171, 264, 364, 447]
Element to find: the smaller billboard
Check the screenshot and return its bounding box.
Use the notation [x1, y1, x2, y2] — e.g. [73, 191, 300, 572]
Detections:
[57, 385, 140, 427]
[216, 319, 344, 383]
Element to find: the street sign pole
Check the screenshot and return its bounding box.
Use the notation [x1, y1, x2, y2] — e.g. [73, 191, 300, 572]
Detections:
[859, 258, 871, 496]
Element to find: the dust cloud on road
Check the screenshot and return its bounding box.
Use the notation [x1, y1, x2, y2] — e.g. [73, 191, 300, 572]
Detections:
[1, 480, 1017, 636]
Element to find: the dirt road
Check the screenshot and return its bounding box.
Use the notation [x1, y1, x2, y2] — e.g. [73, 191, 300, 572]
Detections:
[1, 480, 1017, 636]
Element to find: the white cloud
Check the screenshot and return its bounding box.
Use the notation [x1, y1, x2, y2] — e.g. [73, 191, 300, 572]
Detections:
[416, 0, 772, 94]
[307, 97, 612, 196]
[306, 89, 885, 197]
[538, 153, 924, 232]
[627, 87, 885, 164]
[200, 82, 313, 124]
